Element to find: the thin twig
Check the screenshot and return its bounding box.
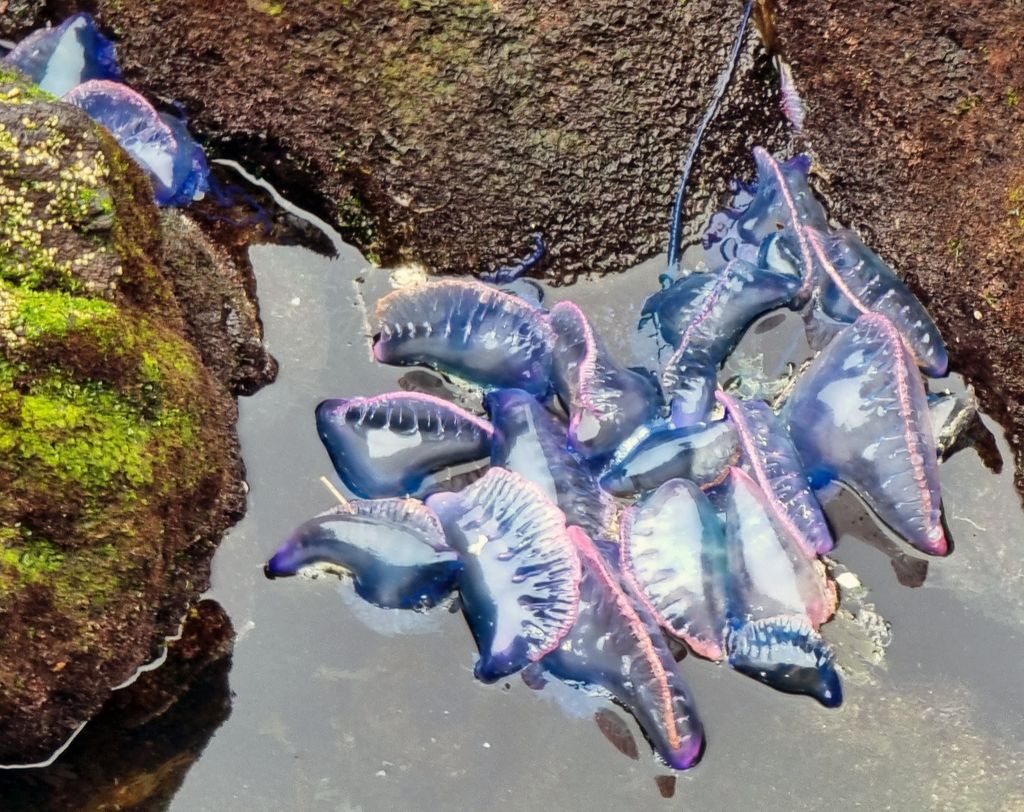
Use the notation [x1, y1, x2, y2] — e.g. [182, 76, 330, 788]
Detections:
[320, 476, 353, 511]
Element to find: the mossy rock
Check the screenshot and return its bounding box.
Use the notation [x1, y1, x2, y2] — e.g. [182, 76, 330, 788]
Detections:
[0, 68, 243, 763]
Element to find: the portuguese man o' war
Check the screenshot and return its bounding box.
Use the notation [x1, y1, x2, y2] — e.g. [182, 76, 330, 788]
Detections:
[265, 500, 461, 610]
[783, 313, 947, 556]
[3, 13, 120, 97]
[775, 56, 807, 132]
[542, 527, 705, 770]
[64, 81, 209, 207]
[719, 467, 837, 633]
[269, 143, 967, 768]
[701, 149, 827, 288]
[427, 469, 582, 682]
[374, 279, 554, 395]
[619, 479, 729, 660]
[548, 301, 660, 460]
[666, 0, 755, 275]
[316, 392, 494, 499]
[6, 15, 210, 206]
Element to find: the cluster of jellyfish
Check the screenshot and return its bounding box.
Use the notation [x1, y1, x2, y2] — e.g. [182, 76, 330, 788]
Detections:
[264, 145, 964, 769]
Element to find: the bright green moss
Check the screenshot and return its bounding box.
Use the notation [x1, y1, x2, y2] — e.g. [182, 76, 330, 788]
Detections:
[14, 376, 159, 490]
[1, 363, 201, 493]
[0, 531, 127, 625]
[0, 67, 58, 104]
[2, 282, 118, 340]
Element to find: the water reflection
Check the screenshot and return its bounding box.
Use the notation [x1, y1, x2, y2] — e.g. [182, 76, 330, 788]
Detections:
[0, 600, 233, 811]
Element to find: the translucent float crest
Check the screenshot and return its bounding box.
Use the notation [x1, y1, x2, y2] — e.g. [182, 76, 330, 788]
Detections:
[427, 469, 582, 682]
[374, 279, 554, 394]
[316, 392, 493, 499]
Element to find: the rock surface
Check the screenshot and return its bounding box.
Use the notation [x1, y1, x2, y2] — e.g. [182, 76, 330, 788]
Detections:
[0, 68, 269, 763]
[159, 208, 277, 395]
[90, 0, 787, 278]
[0, 599, 235, 811]
[0, 1, 44, 39]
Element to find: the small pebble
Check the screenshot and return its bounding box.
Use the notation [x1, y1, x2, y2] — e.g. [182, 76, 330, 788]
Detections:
[836, 572, 862, 590]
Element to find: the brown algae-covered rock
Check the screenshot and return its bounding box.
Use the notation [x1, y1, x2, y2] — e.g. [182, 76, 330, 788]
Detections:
[0, 68, 248, 763]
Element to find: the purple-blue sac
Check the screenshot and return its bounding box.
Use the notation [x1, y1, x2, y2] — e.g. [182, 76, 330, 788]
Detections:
[598, 419, 739, 497]
[4, 13, 120, 97]
[541, 527, 705, 770]
[426, 468, 582, 683]
[316, 392, 494, 500]
[62, 79, 209, 207]
[804, 227, 949, 377]
[643, 259, 800, 426]
[264, 499, 461, 610]
[548, 301, 661, 461]
[700, 148, 827, 289]
[717, 467, 840, 705]
[718, 467, 837, 630]
[782, 312, 948, 556]
[485, 388, 615, 541]
[374, 279, 554, 395]
[716, 390, 835, 557]
[775, 56, 807, 132]
[618, 478, 729, 660]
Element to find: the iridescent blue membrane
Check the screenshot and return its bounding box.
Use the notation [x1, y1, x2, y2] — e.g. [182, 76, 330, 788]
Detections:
[718, 467, 837, 632]
[548, 300, 661, 460]
[485, 388, 614, 540]
[599, 419, 739, 497]
[803, 227, 948, 377]
[427, 469, 582, 682]
[316, 392, 494, 500]
[716, 391, 834, 557]
[643, 259, 800, 426]
[619, 479, 729, 660]
[4, 13, 120, 97]
[782, 313, 947, 556]
[63, 80, 209, 207]
[374, 279, 554, 395]
[542, 528, 705, 770]
[265, 500, 461, 610]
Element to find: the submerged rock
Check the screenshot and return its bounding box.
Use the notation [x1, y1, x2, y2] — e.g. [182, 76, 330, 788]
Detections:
[0, 69, 264, 763]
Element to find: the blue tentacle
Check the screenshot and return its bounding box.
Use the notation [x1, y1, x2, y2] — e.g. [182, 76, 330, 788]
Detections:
[666, 0, 755, 276]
